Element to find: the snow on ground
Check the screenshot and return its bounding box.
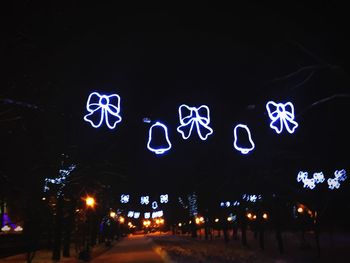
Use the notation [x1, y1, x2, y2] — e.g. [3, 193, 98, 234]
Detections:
[151, 230, 350, 263]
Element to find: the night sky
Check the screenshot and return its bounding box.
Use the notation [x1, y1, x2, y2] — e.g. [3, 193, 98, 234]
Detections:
[2, 2, 350, 201]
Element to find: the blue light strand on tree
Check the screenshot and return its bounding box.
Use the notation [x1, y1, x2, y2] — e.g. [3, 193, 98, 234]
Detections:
[84, 92, 122, 129]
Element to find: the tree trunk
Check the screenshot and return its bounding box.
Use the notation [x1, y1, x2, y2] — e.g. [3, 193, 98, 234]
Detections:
[52, 196, 63, 260]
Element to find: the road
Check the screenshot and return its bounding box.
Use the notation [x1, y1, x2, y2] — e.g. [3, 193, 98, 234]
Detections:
[90, 235, 166, 263]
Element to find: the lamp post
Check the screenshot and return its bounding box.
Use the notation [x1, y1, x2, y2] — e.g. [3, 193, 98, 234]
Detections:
[80, 196, 95, 261]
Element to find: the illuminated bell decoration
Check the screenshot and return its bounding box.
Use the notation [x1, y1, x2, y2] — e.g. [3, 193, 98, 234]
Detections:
[152, 201, 158, 210]
[233, 124, 255, 154]
[177, 104, 213, 140]
[84, 92, 122, 129]
[266, 101, 298, 134]
[147, 122, 172, 154]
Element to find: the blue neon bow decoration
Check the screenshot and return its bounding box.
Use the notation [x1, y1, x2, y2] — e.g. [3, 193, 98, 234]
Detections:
[177, 104, 213, 140]
[266, 101, 298, 134]
[84, 92, 122, 129]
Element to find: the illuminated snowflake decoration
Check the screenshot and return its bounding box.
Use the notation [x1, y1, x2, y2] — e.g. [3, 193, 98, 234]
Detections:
[152, 201, 158, 210]
[140, 196, 149, 205]
[144, 212, 151, 219]
[233, 124, 255, 154]
[177, 104, 213, 140]
[84, 92, 122, 129]
[328, 169, 347, 190]
[266, 101, 298, 134]
[160, 194, 169, 203]
[147, 122, 172, 154]
[120, 194, 129, 203]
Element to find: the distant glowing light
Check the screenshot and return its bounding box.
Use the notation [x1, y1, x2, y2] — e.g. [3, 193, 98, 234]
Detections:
[233, 124, 255, 154]
[160, 194, 169, 203]
[220, 202, 224, 207]
[262, 213, 268, 220]
[266, 101, 298, 134]
[120, 194, 129, 203]
[297, 207, 303, 213]
[85, 197, 95, 208]
[1, 225, 10, 232]
[152, 210, 163, 218]
[152, 201, 158, 210]
[225, 201, 230, 207]
[134, 212, 140, 219]
[328, 169, 347, 190]
[178, 223, 182, 227]
[147, 122, 172, 154]
[214, 218, 219, 223]
[84, 92, 122, 129]
[177, 104, 213, 140]
[110, 211, 116, 218]
[140, 196, 149, 205]
[14, 226, 23, 232]
[127, 211, 134, 218]
[144, 212, 150, 219]
[313, 172, 325, 183]
[119, 216, 125, 223]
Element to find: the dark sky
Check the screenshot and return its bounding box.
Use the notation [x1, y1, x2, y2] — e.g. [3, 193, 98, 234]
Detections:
[2, 2, 350, 199]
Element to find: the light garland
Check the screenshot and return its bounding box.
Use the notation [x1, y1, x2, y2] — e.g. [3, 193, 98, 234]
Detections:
[84, 92, 122, 129]
[177, 104, 213, 140]
[266, 101, 298, 134]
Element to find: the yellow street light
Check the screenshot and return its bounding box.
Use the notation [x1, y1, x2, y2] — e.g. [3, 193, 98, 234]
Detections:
[85, 196, 95, 208]
[178, 223, 182, 227]
[262, 213, 268, 220]
[119, 216, 125, 223]
[247, 212, 252, 219]
[297, 207, 303, 213]
[110, 211, 116, 218]
[215, 218, 219, 223]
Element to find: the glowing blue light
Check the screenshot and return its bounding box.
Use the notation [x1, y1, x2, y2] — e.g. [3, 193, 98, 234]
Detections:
[134, 212, 140, 219]
[84, 92, 122, 129]
[313, 172, 325, 183]
[297, 171, 316, 190]
[147, 122, 172, 154]
[152, 210, 163, 218]
[144, 212, 150, 219]
[120, 194, 129, 203]
[225, 201, 230, 207]
[177, 104, 213, 140]
[160, 194, 169, 203]
[220, 202, 225, 207]
[152, 201, 158, 210]
[266, 101, 298, 134]
[127, 211, 134, 218]
[140, 196, 149, 205]
[328, 169, 347, 190]
[233, 124, 255, 154]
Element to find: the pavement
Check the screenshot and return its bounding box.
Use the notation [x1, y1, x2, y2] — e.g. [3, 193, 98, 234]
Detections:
[0, 235, 171, 263]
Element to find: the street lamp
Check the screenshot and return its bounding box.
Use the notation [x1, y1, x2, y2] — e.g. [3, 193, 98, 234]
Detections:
[80, 196, 96, 261]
